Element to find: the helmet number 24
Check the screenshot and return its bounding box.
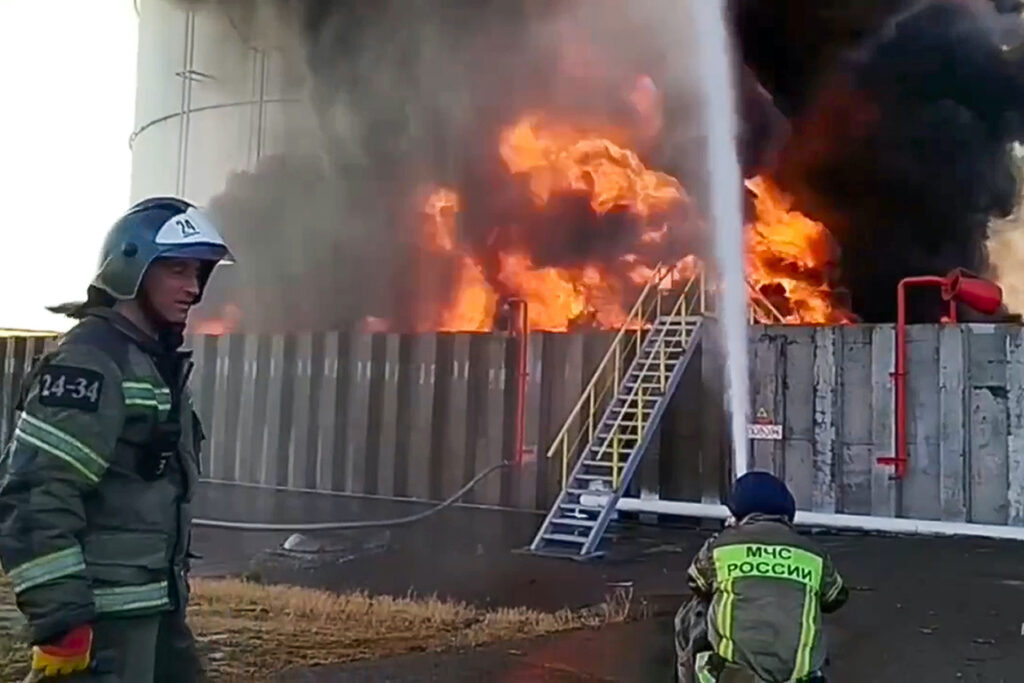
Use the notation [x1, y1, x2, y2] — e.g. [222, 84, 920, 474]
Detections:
[175, 217, 199, 238]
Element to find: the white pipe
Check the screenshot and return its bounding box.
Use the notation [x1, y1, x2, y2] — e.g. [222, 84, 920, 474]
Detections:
[615, 498, 1024, 542]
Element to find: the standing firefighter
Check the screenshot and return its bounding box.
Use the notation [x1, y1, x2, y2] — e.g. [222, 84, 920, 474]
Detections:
[0, 198, 233, 681]
[675, 471, 849, 683]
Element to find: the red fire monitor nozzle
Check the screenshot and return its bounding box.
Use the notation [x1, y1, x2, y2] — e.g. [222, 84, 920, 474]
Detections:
[878, 269, 1003, 479]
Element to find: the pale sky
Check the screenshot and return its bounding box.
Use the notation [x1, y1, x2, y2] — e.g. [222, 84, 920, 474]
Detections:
[0, 1, 138, 332]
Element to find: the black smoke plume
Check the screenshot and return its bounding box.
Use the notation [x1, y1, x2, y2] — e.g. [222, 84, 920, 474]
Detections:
[735, 0, 1024, 322]
[183, 0, 727, 332]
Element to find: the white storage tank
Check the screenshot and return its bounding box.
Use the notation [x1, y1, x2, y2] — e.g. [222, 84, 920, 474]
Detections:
[129, 0, 316, 206]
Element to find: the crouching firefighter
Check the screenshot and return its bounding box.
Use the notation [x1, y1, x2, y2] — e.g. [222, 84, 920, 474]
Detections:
[0, 198, 234, 681]
[675, 471, 849, 683]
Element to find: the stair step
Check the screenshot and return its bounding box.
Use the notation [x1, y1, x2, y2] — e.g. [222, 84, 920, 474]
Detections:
[586, 450, 633, 460]
[618, 385, 667, 394]
[619, 384, 668, 393]
[574, 473, 614, 482]
[627, 368, 675, 375]
[608, 411, 658, 419]
[558, 502, 603, 513]
[616, 388, 663, 397]
[542, 533, 588, 545]
[581, 459, 618, 467]
[617, 389, 665, 398]
[606, 407, 654, 415]
[565, 488, 599, 496]
[622, 376, 668, 384]
[628, 370, 678, 379]
[619, 387, 666, 396]
[549, 517, 597, 528]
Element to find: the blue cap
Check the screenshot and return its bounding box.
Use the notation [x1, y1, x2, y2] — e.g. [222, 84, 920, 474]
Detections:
[727, 471, 796, 522]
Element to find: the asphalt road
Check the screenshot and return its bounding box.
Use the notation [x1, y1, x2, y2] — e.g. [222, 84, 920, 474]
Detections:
[192, 482, 1024, 682]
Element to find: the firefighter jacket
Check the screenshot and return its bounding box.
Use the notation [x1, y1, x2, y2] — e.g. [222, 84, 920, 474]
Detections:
[686, 513, 848, 683]
[0, 309, 204, 644]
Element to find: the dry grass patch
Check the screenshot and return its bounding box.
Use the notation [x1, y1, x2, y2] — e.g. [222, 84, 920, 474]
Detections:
[190, 578, 606, 678]
[0, 575, 624, 681]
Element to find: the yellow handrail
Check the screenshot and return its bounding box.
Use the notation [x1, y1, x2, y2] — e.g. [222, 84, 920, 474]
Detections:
[695, 275, 787, 324]
[545, 263, 681, 485]
[596, 270, 704, 487]
[549, 263, 706, 487]
[546, 258, 787, 490]
[746, 281, 787, 324]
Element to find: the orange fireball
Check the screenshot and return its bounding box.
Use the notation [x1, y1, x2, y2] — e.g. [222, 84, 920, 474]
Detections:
[412, 108, 849, 333]
[745, 176, 851, 324]
[499, 115, 686, 217]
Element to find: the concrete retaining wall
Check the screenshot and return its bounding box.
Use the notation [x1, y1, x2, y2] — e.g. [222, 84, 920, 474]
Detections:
[745, 323, 1024, 526]
[2, 323, 1022, 525]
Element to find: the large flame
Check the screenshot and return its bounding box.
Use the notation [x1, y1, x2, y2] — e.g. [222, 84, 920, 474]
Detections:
[418, 114, 691, 332]
[194, 99, 848, 336]
[415, 113, 847, 333]
[499, 115, 685, 219]
[745, 176, 852, 324]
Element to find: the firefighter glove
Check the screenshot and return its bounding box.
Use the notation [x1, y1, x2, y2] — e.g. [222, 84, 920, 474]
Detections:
[30, 624, 92, 678]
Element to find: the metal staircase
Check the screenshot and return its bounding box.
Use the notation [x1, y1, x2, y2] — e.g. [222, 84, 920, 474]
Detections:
[528, 265, 707, 559]
[527, 263, 788, 560]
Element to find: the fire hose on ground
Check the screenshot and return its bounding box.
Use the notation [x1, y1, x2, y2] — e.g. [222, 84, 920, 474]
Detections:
[190, 461, 513, 532]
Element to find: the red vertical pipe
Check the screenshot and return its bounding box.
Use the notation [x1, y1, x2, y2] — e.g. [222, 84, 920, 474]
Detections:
[882, 276, 944, 479]
[893, 279, 910, 480]
[883, 272, 999, 478]
[510, 298, 528, 464]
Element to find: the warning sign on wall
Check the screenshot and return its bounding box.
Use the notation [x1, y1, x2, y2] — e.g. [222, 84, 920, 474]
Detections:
[747, 423, 783, 440]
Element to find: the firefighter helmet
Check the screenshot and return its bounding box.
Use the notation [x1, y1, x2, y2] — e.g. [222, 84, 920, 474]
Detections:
[91, 197, 234, 303]
[727, 470, 797, 522]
